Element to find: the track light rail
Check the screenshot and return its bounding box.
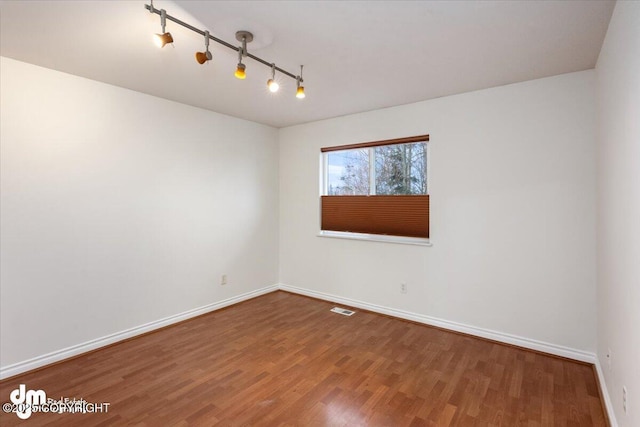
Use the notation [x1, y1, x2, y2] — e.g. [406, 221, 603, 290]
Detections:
[145, 3, 300, 81]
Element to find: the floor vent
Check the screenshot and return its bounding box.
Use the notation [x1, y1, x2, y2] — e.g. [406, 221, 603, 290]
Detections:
[331, 307, 355, 316]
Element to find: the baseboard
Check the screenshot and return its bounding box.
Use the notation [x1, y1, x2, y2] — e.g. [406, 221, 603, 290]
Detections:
[278, 283, 597, 364]
[594, 357, 618, 427]
[0, 285, 279, 380]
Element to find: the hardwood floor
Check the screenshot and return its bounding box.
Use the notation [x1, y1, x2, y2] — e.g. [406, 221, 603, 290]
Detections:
[0, 291, 607, 426]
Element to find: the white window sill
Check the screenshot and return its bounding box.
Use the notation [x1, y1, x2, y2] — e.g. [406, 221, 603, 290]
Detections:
[317, 230, 432, 247]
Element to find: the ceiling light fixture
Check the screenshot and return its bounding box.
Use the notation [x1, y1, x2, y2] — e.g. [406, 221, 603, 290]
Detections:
[267, 64, 279, 93]
[234, 31, 252, 80]
[152, 7, 173, 48]
[145, 1, 306, 99]
[235, 60, 246, 79]
[195, 30, 212, 64]
[296, 65, 306, 99]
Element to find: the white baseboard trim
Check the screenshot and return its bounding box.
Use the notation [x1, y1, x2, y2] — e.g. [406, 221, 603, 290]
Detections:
[594, 357, 618, 427]
[278, 283, 597, 364]
[0, 285, 279, 380]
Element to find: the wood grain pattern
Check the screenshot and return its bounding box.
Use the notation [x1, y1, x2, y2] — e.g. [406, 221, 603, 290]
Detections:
[0, 291, 606, 426]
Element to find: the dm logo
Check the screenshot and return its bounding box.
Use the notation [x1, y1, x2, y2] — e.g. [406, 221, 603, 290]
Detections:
[10, 384, 46, 420]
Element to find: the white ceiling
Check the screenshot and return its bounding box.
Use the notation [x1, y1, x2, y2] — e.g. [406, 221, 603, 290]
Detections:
[0, 0, 614, 128]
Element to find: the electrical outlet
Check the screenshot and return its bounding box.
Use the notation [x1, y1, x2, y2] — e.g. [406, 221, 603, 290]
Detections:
[623, 386, 627, 414]
[221, 274, 227, 285]
[607, 348, 611, 370]
[400, 283, 407, 294]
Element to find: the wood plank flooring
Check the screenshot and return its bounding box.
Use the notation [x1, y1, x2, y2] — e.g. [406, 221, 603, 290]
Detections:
[0, 291, 607, 426]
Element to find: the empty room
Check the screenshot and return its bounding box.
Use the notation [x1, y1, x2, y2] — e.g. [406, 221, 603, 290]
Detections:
[0, 0, 638, 425]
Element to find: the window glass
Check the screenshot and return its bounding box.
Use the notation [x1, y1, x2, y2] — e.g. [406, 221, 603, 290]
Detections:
[325, 142, 427, 196]
[375, 142, 427, 195]
[326, 149, 369, 195]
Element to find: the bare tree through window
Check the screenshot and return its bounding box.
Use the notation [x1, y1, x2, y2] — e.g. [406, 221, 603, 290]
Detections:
[327, 142, 427, 196]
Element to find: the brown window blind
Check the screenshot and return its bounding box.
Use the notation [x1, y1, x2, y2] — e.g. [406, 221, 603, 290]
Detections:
[321, 134, 429, 153]
[321, 195, 429, 238]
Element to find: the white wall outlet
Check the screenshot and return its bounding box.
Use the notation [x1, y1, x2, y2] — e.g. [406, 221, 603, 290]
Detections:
[607, 348, 611, 370]
[623, 386, 627, 414]
[221, 274, 227, 285]
[400, 283, 407, 294]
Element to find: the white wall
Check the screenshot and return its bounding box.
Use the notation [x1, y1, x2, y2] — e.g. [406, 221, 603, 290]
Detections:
[0, 57, 279, 368]
[279, 70, 597, 353]
[595, 2, 640, 426]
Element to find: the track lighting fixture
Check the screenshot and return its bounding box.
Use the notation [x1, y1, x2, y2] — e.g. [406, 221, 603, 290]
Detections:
[145, 2, 307, 98]
[234, 31, 251, 80]
[267, 64, 279, 93]
[296, 65, 306, 99]
[296, 80, 305, 99]
[153, 8, 173, 48]
[195, 31, 212, 64]
[235, 52, 246, 79]
[235, 62, 246, 79]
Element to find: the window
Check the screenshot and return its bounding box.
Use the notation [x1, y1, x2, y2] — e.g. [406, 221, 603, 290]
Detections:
[321, 135, 430, 240]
